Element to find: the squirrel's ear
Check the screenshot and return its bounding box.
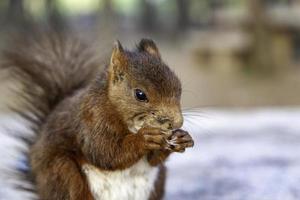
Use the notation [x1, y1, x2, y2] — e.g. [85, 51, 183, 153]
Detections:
[138, 39, 161, 59]
[109, 40, 127, 84]
[110, 40, 125, 66]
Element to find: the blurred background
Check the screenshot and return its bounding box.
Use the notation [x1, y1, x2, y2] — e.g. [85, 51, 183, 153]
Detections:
[0, 0, 300, 200]
[0, 0, 300, 108]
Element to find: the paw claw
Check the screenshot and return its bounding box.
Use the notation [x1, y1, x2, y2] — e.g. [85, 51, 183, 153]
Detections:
[167, 129, 194, 153]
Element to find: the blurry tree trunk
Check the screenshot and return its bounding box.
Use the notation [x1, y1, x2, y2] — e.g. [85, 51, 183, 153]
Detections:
[140, 0, 157, 31]
[95, 0, 116, 48]
[102, 0, 116, 28]
[103, 0, 114, 17]
[6, 0, 25, 26]
[209, 0, 224, 26]
[177, 0, 189, 31]
[46, 0, 66, 30]
[248, 0, 274, 74]
[89, 0, 116, 61]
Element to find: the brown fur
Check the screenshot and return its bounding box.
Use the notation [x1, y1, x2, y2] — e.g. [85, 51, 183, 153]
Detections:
[2, 32, 194, 200]
[149, 165, 167, 200]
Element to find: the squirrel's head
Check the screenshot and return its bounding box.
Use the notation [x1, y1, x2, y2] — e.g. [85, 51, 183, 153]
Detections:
[107, 39, 183, 133]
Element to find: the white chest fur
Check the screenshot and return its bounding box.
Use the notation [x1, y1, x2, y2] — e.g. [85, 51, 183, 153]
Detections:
[82, 158, 159, 200]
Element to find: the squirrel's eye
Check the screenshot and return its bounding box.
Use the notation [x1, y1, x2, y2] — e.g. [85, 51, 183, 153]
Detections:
[134, 89, 148, 102]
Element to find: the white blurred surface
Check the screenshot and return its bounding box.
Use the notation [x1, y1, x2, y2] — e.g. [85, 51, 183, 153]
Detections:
[0, 108, 300, 200]
[166, 108, 300, 200]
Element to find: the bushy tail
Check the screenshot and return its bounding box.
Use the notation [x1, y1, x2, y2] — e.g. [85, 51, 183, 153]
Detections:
[2, 31, 101, 137]
[0, 30, 102, 197]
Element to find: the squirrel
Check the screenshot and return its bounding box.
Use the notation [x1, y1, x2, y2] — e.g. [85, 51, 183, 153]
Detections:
[1, 31, 194, 200]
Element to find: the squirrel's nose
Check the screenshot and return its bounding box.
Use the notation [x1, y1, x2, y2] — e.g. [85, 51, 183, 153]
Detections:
[157, 117, 170, 125]
[172, 113, 183, 129]
[157, 117, 173, 130]
[157, 113, 183, 130]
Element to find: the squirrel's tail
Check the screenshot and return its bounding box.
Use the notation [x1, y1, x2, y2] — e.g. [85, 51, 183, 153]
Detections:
[1, 30, 101, 197]
[2, 31, 100, 136]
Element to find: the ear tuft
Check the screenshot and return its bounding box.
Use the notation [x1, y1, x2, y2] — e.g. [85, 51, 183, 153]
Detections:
[109, 40, 127, 85]
[114, 40, 124, 52]
[111, 40, 124, 66]
[138, 38, 161, 58]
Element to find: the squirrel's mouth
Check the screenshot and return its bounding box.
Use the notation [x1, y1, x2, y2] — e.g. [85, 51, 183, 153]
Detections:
[127, 112, 173, 137]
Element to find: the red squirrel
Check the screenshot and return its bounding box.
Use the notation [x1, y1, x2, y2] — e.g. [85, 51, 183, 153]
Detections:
[2, 31, 194, 200]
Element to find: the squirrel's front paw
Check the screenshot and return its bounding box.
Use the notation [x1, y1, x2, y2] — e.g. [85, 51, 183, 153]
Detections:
[138, 127, 167, 151]
[167, 129, 194, 153]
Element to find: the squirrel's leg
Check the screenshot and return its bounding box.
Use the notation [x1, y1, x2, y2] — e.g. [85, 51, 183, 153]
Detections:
[101, 127, 167, 170]
[32, 153, 94, 200]
[147, 150, 171, 166]
[148, 165, 166, 200]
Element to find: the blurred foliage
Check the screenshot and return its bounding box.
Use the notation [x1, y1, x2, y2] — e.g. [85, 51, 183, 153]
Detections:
[0, 0, 296, 26]
[0, 0, 299, 75]
[0, 0, 299, 107]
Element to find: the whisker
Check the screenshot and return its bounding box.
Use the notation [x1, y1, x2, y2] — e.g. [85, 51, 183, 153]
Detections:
[182, 111, 212, 119]
[181, 107, 220, 135]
